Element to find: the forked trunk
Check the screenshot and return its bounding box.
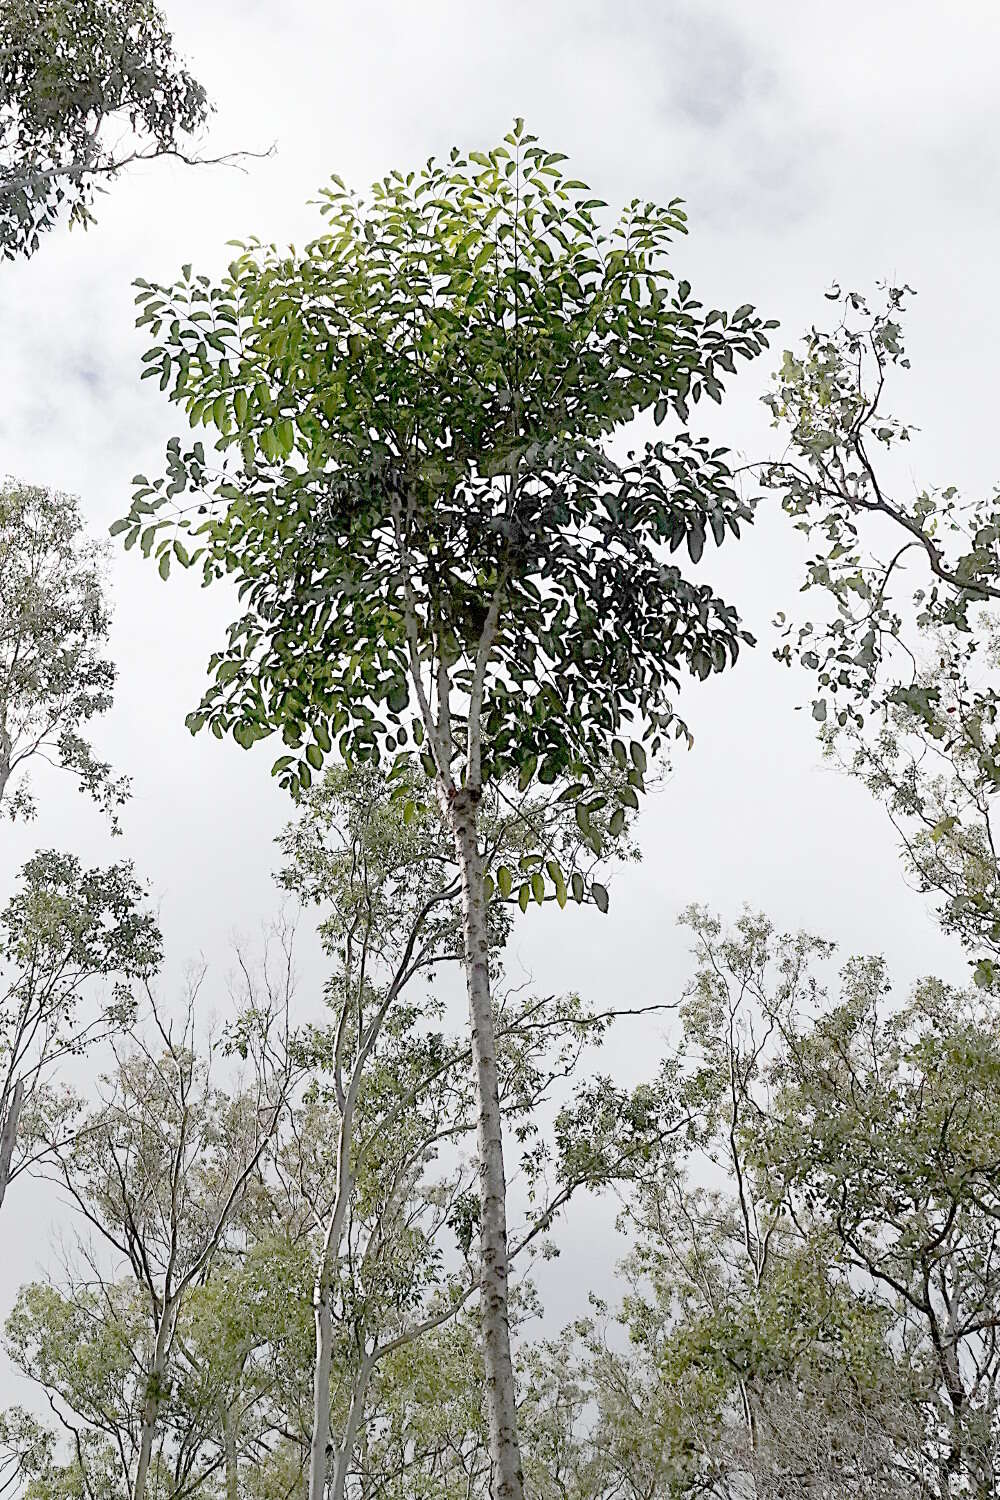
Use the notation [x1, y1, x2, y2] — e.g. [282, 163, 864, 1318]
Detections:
[448, 786, 524, 1500]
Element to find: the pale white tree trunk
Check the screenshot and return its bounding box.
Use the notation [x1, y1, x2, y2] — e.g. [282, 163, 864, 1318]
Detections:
[309, 1284, 335, 1500]
[0, 1076, 24, 1212]
[308, 1093, 357, 1500]
[329, 1355, 374, 1500]
[0, 716, 11, 813]
[449, 787, 524, 1500]
[133, 1306, 174, 1500]
[221, 1400, 239, 1500]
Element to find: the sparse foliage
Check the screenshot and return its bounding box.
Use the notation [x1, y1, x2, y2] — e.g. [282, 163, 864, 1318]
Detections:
[0, 0, 210, 259]
[0, 482, 128, 828]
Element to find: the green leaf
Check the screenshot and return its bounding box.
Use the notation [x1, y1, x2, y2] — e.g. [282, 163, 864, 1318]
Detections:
[591, 881, 609, 913]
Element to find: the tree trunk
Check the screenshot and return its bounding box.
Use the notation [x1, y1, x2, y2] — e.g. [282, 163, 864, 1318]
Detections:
[309, 1282, 335, 1500]
[329, 1355, 373, 1500]
[448, 786, 524, 1500]
[0, 1076, 25, 1212]
[0, 717, 12, 814]
[221, 1400, 239, 1500]
[133, 1309, 173, 1500]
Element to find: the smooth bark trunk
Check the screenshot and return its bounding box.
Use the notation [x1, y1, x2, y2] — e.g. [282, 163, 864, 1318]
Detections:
[221, 1401, 239, 1500]
[448, 787, 524, 1500]
[0, 1076, 24, 1211]
[308, 1105, 355, 1500]
[309, 1286, 335, 1500]
[329, 1356, 373, 1500]
[133, 1311, 173, 1500]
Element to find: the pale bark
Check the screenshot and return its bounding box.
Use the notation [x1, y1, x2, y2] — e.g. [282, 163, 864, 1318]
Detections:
[221, 1400, 239, 1500]
[448, 787, 524, 1500]
[329, 1355, 373, 1500]
[0, 714, 12, 814]
[307, 1053, 360, 1500]
[133, 1307, 175, 1500]
[309, 1283, 335, 1500]
[0, 1075, 24, 1211]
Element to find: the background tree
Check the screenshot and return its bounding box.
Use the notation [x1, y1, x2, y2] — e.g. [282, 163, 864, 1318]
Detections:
[0, 0, 211, 261]
[0, 847, 159, 1213]
[117, 122, 774, 1500]
[642, 905, 1000, 1499]
[764, 286, 1000, 989]
[0, 481, 128, 828]
[17, 968, 298, 1500]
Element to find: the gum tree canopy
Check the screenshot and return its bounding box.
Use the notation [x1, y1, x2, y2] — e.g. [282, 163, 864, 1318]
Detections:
[117, 121, 774, 1500]
[0, 0, 210, 260]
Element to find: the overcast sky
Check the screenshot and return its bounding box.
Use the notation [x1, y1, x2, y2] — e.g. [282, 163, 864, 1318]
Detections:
[1, 0, 997, 1383]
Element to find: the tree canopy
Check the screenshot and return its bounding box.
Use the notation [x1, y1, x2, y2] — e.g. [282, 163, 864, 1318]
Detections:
[119, 120, 774, 815]
[0, 0, 210, 260]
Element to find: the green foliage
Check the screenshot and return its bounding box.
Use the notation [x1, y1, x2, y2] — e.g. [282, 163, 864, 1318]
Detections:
[666, 907, 1000, 1497]
[117, 122, 774, 833]
[0, 850, 160, 1201]
[0, 0, 209, 258]
[0, 482, 129, 827]
[766, 285, 1000, 987]
[2, 849, 160, 978]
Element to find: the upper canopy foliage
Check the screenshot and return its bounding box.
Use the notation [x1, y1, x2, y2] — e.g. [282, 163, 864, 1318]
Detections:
[118, 121, 775, 807]
[0, 482, 128, 828]
[0, 0, 210, 259]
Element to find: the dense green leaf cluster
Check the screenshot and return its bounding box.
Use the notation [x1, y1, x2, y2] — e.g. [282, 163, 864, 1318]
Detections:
[117, 122, 774, 816]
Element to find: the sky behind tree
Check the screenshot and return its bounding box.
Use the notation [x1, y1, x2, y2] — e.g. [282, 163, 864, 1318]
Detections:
[0, 0, 995, 1377]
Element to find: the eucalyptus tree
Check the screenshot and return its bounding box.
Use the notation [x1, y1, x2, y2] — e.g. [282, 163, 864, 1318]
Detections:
[3, 1234, 308, 1500]
[764, 286, 1000, 987]
[765, 968, 1000, 1497]
[24, 974, 299, 1500]
[0, 847, 159, 1213]
[644, 905, 1000, 1498]
[116, 121, 775, 1498]
[0, 0, 211, 260]
[0, 481, 129, 827]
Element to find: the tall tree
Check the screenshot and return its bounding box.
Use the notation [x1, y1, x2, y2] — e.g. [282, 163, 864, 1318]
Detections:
[272, 763, 663, 1500]
[0, 481, 128, 828]
[116, 122, 775, 1499]
[0, 0, 211, 260]
[650, 905, 1000, 1498]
